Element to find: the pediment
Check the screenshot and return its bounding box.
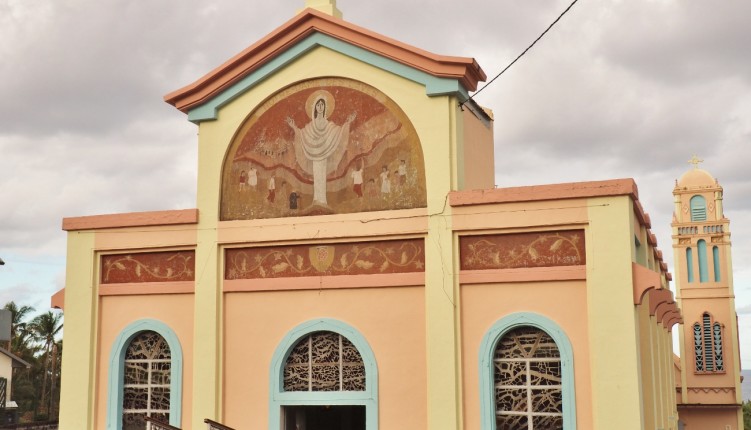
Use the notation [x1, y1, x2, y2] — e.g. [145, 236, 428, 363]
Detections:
[164, 8, 486, 122]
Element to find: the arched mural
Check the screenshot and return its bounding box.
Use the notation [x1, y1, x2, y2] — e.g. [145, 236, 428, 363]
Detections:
[221, 77, 427, 220]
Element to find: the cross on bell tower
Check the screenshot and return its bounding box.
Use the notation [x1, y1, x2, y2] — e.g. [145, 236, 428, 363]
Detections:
[687, 154, 704, 169]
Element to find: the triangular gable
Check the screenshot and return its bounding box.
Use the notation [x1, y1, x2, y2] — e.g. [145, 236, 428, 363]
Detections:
[165, 8, 486, 122]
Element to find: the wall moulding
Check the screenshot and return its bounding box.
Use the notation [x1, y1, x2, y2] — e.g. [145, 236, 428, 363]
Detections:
[225, 238, 424, 280]
[459, 230, 585, 271]
[100, 250, 196, 284]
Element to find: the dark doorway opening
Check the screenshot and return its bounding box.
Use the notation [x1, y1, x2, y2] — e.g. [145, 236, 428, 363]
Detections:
[283, 405, 365, 430]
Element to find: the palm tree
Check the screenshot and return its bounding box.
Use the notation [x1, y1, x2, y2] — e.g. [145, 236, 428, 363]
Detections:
[29, 311, 63, 417]
[3, 302, 36, 353]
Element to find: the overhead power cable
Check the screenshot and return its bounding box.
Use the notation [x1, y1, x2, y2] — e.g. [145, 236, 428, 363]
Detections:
[460, 0, 580, 107]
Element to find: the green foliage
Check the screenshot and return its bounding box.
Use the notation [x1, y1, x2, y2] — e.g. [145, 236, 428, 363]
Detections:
[743, 400, 751, 430]
[3, 301, 63, 423]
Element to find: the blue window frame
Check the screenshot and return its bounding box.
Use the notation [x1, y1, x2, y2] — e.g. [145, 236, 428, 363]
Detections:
[690, 195, 707, 222]
[697, 240, 708, 283]
[269, 319, 378, 430]
[106, 319, 183, 430]
[479, 313, 576, 430]
[686, 247, 694, 282]
[712, 246, 721, 282]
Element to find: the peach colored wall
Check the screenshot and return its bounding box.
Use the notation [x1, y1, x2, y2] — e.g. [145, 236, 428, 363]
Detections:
[679, 407, 740, 430]
[460, 280, 592, 430]
[680, 299, 738, 396]
[95, 294, 195, 430]
[460, 107, 494, 191]
[222, 286, 426, 430]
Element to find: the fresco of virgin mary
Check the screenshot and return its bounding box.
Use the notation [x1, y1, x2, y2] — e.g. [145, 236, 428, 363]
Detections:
[221, 77, 426, 220]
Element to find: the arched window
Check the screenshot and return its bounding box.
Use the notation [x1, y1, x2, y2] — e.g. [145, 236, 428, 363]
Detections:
[107, 320, 183, 430]
[690, 195, 707, 222]
[686, 248, 694, 283]
[122, 331, 171, 429]
[270, 319, 378, 430]
[693, 313, 724, 373]
[283, 331, 365, 392]
[697, 240, 708, 283]
[480, 313, 575, 430]
[712, 246, 721, 282]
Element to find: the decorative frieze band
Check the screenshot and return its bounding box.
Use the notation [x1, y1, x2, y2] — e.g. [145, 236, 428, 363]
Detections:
[225, 239, 424, 279]
[101, 251, 195, 284]
[459, 230, 585, 270]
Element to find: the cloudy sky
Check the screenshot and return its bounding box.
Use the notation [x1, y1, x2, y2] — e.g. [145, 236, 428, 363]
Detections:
[1, 0, 750, 365]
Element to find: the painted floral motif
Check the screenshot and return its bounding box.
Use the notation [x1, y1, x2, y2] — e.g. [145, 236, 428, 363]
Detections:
[460, 230, 585, 270]
[225, 239, 424, 279]
[102, 251, 195, 284]
[221, 77, 427, 220]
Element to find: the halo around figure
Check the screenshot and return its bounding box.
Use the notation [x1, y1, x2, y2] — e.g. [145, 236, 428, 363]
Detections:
[305, 90, 335, 119]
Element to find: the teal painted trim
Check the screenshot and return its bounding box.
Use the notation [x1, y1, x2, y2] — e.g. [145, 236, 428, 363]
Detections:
[268, 318, 378, 430]
[698, 239, 709, 283]
[106, 319, 183, 430]
[187, 32, 468, 123]
[690, 195, 707, 222]
[479, 313, 576, 430]
[712, 246, 721, 282]
[686, 247, 694, 283]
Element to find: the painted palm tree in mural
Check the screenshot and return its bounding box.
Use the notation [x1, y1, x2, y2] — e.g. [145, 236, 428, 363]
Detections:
[29, 311, 63, 416]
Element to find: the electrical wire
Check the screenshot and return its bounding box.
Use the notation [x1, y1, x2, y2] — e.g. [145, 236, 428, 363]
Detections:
[460, 0, 580, 106]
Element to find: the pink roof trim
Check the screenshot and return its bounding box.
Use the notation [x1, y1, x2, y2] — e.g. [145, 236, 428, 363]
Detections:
[165, 8, 486, 113]
[62, 209, 198, 231]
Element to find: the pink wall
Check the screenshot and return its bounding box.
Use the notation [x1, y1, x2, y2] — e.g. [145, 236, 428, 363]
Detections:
[460, 280, 593, 429]
[222, 286, 427, 429]
[95, 294, 194, 430]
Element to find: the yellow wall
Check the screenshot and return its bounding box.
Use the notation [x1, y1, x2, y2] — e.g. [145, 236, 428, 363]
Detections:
[586, 195, 645, 428]
[58, 232, 97, 430]
[195, 46, 467, 429]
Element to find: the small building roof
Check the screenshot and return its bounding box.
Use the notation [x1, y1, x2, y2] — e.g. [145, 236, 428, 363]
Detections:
[0, 347, 31, 369]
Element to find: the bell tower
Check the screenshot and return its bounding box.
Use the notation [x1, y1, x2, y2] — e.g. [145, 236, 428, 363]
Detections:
[673, 156, 743, 428]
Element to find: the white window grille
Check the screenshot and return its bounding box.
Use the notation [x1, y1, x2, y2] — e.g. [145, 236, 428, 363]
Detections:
[122, 331, 171, 430]
[283, 331, 365, 392]
[494, 327, 563, 429]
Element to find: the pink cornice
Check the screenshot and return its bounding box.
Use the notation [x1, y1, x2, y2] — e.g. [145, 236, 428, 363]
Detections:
[649, 288, 674, 315]
[655, 301, 677, 322]
[62, 209, 199, 231]
[632, 263, 662, 305]
[449, 179, 639, 207]
[663, 310, 682, 329]
[165, 8, 486, 113]
[50, 288, 65, 310]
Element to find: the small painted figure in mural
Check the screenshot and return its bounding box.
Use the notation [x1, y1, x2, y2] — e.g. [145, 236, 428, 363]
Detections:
[279, 181, 288, 208]
[267, 173, 276, 203]
[351, 162, 364, 197]
[398, 160, 407, 186]
[239, 170, 248, 191]
[248, 165, 258, 189]
[367, 178, 378, 198]
[380, 165, 391, 194]
[289, 191, 300, 211]
[285, 90, 357, 206]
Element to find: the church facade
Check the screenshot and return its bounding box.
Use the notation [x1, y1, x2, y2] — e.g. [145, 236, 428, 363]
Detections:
[54, 2, 741, 429]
